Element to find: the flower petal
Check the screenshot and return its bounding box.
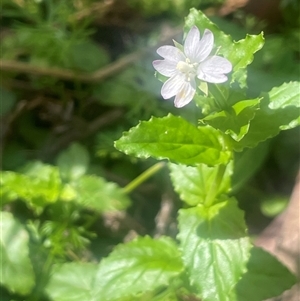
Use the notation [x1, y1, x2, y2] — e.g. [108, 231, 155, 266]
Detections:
[152, 60, 178, 77]
[194, 29, 214, 62]
[197, 56, 232, 83]
[174, 80, 196, 108]
[184, 26, 200, 63]
[157, 46, 185, 62]
[161, 73, 185, 99]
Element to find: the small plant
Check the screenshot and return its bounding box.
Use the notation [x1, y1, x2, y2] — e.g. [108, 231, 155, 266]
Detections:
[1, 7, 299, 301]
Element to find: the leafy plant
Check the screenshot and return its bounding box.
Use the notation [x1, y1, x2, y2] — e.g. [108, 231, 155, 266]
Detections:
[1, 3, 299, 301]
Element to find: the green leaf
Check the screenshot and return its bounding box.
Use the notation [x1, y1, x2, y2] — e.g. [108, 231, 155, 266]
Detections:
[203, 98, 261, 141]
[56, 143, 90, 182]
[231, 82, 300, 150]
[232, 141, 270, 192]
[0, 161, 62, 211]
[169, 162, 232, 206]
[46, 262, 98, 301]
[177, 199, 251, 301]
[185, 9, 264, 87]
[93, 236, 184, 300]
[72, 175, 131, 212]
[115, 114, 231, 166]
[234, 247, 297, 301]
[0, 211, 35, 295]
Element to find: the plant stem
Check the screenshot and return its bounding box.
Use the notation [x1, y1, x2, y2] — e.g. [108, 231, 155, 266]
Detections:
[122, 162, 166, 194]
[205, 164, 227, 207]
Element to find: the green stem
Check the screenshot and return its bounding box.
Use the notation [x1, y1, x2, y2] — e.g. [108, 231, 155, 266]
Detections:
[122, 162, 166, 194]
[204, 164, 227, 207]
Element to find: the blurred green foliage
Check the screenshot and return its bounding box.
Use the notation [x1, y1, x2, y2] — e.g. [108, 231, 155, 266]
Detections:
[0, 0, 299, 300]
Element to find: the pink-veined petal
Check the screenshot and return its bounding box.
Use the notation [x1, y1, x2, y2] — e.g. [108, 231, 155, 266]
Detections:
[174, 80, 196, 108]
[161, 73, 185, 99]
[157, 46, 185, 62]
[197, 55, 232, 83]
[194, 29, 214, 62]
[152, 60, 178, 77]
[184, 26, 200, 63]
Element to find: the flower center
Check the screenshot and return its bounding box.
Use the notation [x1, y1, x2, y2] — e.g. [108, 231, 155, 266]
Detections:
[176, 60, 197, 81]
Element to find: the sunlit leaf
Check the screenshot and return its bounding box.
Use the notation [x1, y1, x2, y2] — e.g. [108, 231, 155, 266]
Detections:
[231, 82, 300, 150]
[178, 198, 251, 301]
[169, 162, 232, 206]
[0, 161, 62, 211]
[0, 212, 35, 295]
[92, 236, 184, 300]
[46, 262, 98, 301]
[115, 114, 231, 166]
[203, 98, 260, 141]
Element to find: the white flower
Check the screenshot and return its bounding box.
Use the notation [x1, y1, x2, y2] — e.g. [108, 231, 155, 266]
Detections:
[153, 26, 232, 108]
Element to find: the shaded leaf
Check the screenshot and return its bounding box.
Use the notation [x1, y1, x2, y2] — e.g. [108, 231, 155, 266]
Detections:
[72, 175, 131, 212]
[115, 114, 231, 166]
[56, 143, 90, 181]
[234, 247, 297, 301]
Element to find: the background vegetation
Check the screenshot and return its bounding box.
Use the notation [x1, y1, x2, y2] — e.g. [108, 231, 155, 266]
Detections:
[1, 0, 299, 300]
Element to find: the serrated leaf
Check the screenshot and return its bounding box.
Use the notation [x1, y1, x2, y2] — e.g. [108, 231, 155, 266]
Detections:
[0, 212, 35, 295]
[72, 175, 131, 212]
[231, 82, 300, 150]
[203, 98, 260, 141]
[92, 236, 184, 300]
[169, 162, 232, 206]
[45, 262, 98, 301]
[0, 161, 62, 211]
[56, 143, 90, 181]
[234, 247, 297, 301]
[115, 114, 231, 166]
[185, 9, 264, 87]
[177, 199, 251, 301]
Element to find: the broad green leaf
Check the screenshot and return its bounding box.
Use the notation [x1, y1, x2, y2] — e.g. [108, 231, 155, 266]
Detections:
[185, 9, 264, 87]
[232, 141, 269, 192]
[115, 114, 231, 166]
[231, 82, 300, 150]
[0, 161, 62, 211]
[203, 98, 260, 141]
[234, 247, 297, 301]
[46, 263, 98, 301]
[93, 236, 183, 300]
[178, 199, 251, 301]
[0, 212, 35, 295]
[169, 162, 232, 206]
[56, 143, 90, 181]
[72, 175, 131, 212]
